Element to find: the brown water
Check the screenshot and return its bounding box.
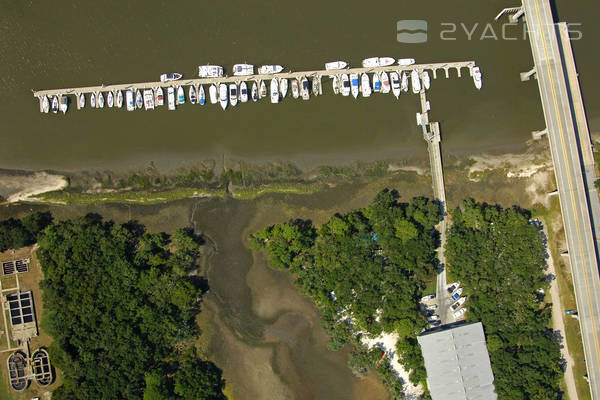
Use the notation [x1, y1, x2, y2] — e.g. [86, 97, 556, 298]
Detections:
[1, 0, 597, 172]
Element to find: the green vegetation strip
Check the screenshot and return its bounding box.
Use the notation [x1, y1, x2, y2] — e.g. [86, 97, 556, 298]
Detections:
[249, 190, 442, 397]
[446, 200, 562, 399]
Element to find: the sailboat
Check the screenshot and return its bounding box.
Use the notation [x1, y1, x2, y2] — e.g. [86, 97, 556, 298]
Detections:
[340, 74, 350, 97]
[251, 82, 258, 102]
[360, 73, 371, 97]
[380, 72, 391, 94]
[51, 96, 59, 113]
[401, 72, 409, 92]
[79, 93, 85, 108]
[177, 86, 185, 104]
[98, 92, 105, 108]
[189, 85, 197, 104]
[259, 80, 267, 98]
[372, 73, 381, 93]
[135, 90, 143, 109]
[198, 85, 206, 105]
[42, 95, 49, 113]
[239, 82, 248, 103]
[350, 73, 359, 99]
[107, 91, 114, 108]
[301, 77, 310, 100]
[219, 83, 228, 110]
[155, 88, 164, 106]
[167, 87, 176, 110]
[279, 78, 288, 99]
[270, 78, 279, 103]
[291, 79, 299, 99]
[116, 90, 124, 108]
[126, 90, 134, 111]
[332, 76, 339, 95]
[209, 84, 218, 104]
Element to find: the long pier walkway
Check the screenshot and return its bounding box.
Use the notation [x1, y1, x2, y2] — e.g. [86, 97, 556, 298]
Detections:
[32, 61, 475, 101]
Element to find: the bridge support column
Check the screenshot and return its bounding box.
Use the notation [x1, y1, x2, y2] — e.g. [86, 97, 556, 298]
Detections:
[532, 127, 547, 140]
[548, 190, 559, 197]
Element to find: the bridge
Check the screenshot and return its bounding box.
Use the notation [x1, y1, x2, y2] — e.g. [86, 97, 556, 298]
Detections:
[499, 0, 600, 397]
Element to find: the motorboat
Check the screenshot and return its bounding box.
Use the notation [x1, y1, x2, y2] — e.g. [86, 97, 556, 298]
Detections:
[341, 74, 350, 97]
[381, 71, 391, 94]
[209, 84, 218, 104]
[98, 92, 105, 108]
[251, 82, 258, 102]
[160, 73, 182, 82]
[219, 83, 228, 110]
[312, 76, 319, 96]
[360, 73, 371, 97]
[416, 112, 422, 126]
[451, 297, 466, 311]
[411, 70, 421, 93]
[126, 90, 135, 111]
[453, 308, 467, 319]
[270, 78, 279, 103]
[176, 86, 185, 104]
[401, 72, 409, 92]
[198, 85, 206, 105]
[291, 79, 299, 99]
[155, 87, 164, 106]
[258, 65, 284, 74]
[189, 85, 197, 105]
[259, 80, 267, 98]
[107, 91, 114, 108]
[143, 89, 154, 110]
[362, 57, 379, 68]
[378, 57, 395, 66]
[167, 87, 176, 110]
[232, 63, 254, 76]
[135, 90, 143, 109]
[79, 93, 85, 108]
[279, 78, 288, 98]
[198, 65, 224, 78]
[59, 95, 68, 114]
[398, 58, 416, 66]
[372, 73, 381, 93]
[42, 95, 49, 113]
[422, 71, 431, 90]
[90, 92, 96, 108]
[472, 66, 482, 90]
[239, 81, 248, 103]
[332, 76, 339, 95]
[451, 288, 463, 301]
[229, 83, 238, 106]
[390, 72, 401, 98]
[301, 77, 310, 100]
[51, 96, 59, 113]
[325, 61, 348, 70]
[350, 73, 359, 99]
[116, 90, 124, 108]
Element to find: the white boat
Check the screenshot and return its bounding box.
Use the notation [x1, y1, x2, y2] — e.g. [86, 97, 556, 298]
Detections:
[219, 83, 228, 110]
[312, 76, 320, 96]
[143, 90, 154, 110]
[229, 83, 238, 107]
[325, 61, 348, 70]
[42, 95, 49, 113]
[411, 70, 421, 94]
[232, 63, 254, 76]
[258, 65, 284, 74]
[107, 91, 114, 108]
[160, 73, 182, 82]
[332, 76, 339, 95]
[155, 88, 164, 106]
[472, 66, 482, 90]
[176, 86, 185, 104]
[270, 78, 279, 103]
[116, 90, 123, 108]
[79, 93, 85, 108]
[126, 90, 134, 111]
[451, 297, 466, 311]
[90, 92, 96, 108]
[98, 92, 105, 108]
[401, 72, 409, 92]
[422, 71, 431, 90]
[198, 85, 206, 105]
[279, 78, 288, 99]
[251, 82, 258, 102]
[360, 73, 371, 97]
[341, 74, 350, 97]
[239, 81, 248, 103]
[198, 65, 224, 78]
[378, 57, 395, 66]
[397, 58, 416, 66]
[372, 73, 381, 93]
[416, 112, 422, 126]
[167, 87, 176, 110]
[390, 72, 401, 98]
[51, 96, 58, 113]
[209, 84, 218, 104]
[452, 288, 463, 299]
[301, 77, 310, 100]
[259, 80, 267, 98]
[135, 90, 143, 109]
[59, 95, 68, 114]
[189, 85, 197, 105]
[453, 308, 467, 319]
[381, 71, 391, 94]
[291, 79, 299, 99]
[350, 73, 359, 99]
[362, 57, 379, 68]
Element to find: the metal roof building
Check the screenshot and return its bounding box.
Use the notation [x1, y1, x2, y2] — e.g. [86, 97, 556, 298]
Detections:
[417, 322, 497, 400]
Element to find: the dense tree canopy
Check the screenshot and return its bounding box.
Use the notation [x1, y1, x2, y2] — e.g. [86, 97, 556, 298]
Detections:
[36, 215, 226, 400]
[249, 190, 442, 395]
[446, 200, 562, 399]
[0, 211, 52, 251]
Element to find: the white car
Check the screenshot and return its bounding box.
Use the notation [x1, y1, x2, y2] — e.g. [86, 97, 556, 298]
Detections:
[453, 308, 467, 319]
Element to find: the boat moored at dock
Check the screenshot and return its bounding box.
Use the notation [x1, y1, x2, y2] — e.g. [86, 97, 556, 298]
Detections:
[332, 76, 339, 95]
[472, 66, 482, 89]
[135, 90, 143, 109]
[259, 65, 284, 74]
[422, 71, 431, 90]
[341, 74, 350, 97]
[126, 90, 134, 111]
[390, 72, 401, 98]
[42, 95, 49, 113]
[362, 57, 379, 68]
[397, 58, 415, 66]
[280, 78, 288, 99]
[229, 83, 238, 107]
[219, 83, 228, 110]
[372, 73, 381, 93]
[198, 85, 206, 105]
[189, 85, 197, 105]
[312, 76, 319, 96]
[381, 72, 390, 94]
[143, 89, 154, 110]
[155, 88, 163, 106]
[360, 73, 371, 97]
[51, 96, 58, 113]
[251, 82, 258, 102]
[233, 64, 254, 76]
[325, 61, 348, 70]
[301, 77, 310, 100]
[59, 95, 68, 114]
[79, 93, 85, 108]
[116, 90, 123, 108]
[167, 87, 176, 110]
[259, 80, 267, 98]
[270, 78, 279, 103]
[239, 81, 248, 103]
[209, 84, 218, 104]
[97, 92, 105, 108]
[350, 73, 359, 98]
[411, 70, 421, 94]
[107, 91, 114, 108]
[291, 79, 299, 99]
[160, 73, 182, 82]
[176, 86, 185, 104]
[198, 65, 224, 78]
[401, 72, 409, 92]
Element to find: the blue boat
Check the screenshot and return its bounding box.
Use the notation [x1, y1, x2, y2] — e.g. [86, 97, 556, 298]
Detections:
[350, 73, 359, 99]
